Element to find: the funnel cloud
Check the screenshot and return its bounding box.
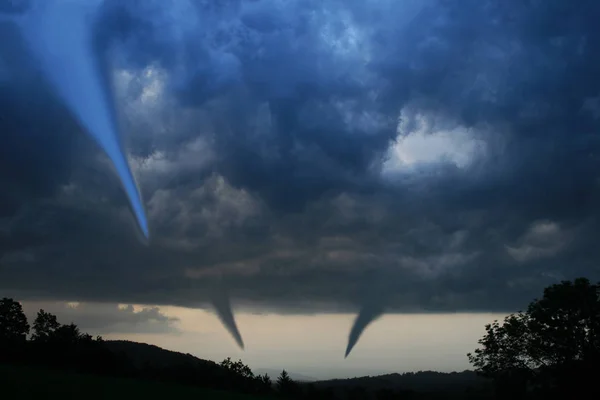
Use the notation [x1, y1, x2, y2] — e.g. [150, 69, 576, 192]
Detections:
[345, 305, 385, 358]
[16, 1, 149, 238]
[210, 282, 244, 350]
[345, 280, 389, 358]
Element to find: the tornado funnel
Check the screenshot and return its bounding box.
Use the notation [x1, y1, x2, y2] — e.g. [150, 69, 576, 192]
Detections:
[345, 304, 384, 358]
[210, 284, 245, 350]
[18, 1, 149, 238]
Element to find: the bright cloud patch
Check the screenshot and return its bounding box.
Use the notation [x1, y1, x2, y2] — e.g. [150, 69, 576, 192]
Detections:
[382, 108, 487, 176]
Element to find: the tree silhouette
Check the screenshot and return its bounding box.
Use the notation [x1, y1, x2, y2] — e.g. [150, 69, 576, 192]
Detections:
[468, 277, 600, 396]
[31, 309, 60, 342]
[0, 297, 30, 363]
[218, 357, 274, 394]
[220, 357, 254, 379]
[258, 373, 272, 386]
[256, 373, 273, 394]
[276, 369, 298, 396]
[53, 322, 82, 344]
[0, 297, 29, 343]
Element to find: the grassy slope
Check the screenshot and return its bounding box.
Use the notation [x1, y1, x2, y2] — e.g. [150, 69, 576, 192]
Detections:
[0, 364, 268, 400]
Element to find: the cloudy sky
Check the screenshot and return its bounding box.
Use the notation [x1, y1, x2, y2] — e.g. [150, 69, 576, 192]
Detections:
[1, 0, 600, 378]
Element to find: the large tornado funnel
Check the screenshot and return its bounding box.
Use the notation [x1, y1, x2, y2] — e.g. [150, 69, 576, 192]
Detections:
[18, 1, 149, 239]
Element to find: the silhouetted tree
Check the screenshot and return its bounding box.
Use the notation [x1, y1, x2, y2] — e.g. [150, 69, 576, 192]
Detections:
[256, 373, 273, 394]
[220, 357, 255, 379]
[218, 357, 273, 394]
[31, 309, 60, 342]
[277, 369, 299, 397]
[468, 277, 600, 397]
[259, 373, 272, 386]
[51, 322, 84, 345]
[0, 297, 29, 363]
[0, 297, 29, 343]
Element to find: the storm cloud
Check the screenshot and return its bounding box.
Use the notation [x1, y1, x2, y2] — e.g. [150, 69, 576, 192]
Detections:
[2, 0, 600, 350]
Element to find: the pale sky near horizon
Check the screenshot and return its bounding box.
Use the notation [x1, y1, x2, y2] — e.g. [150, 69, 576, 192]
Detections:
[21, 300, 505, 380]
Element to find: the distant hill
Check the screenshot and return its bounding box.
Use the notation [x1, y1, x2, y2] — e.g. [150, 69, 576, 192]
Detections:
[106, 341, 315, 382]
[313, 370, 491, 395]
[102, 340, 262, 393]
[104, 340, 218, 370]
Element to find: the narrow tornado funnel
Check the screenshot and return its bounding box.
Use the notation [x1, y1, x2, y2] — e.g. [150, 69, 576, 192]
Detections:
[210, 282, 245, 350]
[345, 274, 389, 358]
[345, 304, 384, 358]
[18, 1, 149, 238]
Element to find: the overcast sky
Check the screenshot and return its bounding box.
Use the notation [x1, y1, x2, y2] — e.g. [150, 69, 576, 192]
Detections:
[1, 0, 600, 377]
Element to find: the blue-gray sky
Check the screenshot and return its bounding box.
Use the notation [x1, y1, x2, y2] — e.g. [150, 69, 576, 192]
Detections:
[1, 0, 600, 371]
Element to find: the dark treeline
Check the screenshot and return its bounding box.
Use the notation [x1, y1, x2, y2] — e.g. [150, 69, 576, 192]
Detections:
[0, 304, 124, 375]
[1, 277, 599, 399]
[0, 300, 330, 398]
[313, 371, 491, 399]
[0, 302, 272, 396]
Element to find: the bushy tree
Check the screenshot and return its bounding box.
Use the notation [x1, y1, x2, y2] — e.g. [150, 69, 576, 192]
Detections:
[52, 322, 93, 345]
[31, 309, 60, 342]
[220, 357, 255, 379]
[468, 278, 600, 396]
[0, 297, 29, 343]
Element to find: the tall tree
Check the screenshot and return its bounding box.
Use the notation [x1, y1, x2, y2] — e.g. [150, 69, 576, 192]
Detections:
[468, 278, 600, 396]
[276, 369, 298, 396]
[0, 297, 29, 343]
[31, 309, 60, 342]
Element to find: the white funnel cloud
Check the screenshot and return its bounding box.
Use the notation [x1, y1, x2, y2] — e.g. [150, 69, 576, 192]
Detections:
[16, 1, 149, 239]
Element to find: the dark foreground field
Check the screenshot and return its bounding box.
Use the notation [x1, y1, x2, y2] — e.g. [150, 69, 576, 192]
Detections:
[0, 364, 269, 400]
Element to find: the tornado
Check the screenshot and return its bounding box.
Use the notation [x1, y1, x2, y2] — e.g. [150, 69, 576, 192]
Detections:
[345, 277, 389, 358]
[210, 283, 245, 350]
[345, 303, 385, 358]
[17, 1, 149, 239]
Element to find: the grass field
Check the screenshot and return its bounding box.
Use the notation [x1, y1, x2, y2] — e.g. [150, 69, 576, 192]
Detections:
[0, 364, 269, 400]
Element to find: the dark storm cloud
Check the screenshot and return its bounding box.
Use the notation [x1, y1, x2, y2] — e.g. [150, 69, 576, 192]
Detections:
[1, 0, 600, 321]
